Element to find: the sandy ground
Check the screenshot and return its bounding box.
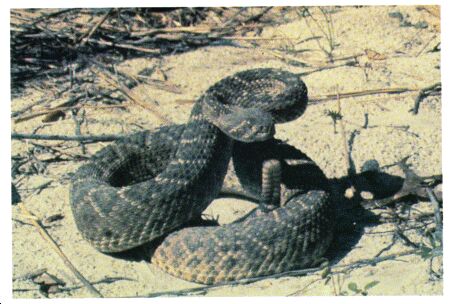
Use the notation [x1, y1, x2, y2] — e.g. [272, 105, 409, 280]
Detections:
[11, 6, 442, 297]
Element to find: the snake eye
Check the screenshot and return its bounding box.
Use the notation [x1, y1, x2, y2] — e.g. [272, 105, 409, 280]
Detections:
[103, 229, 113, 238]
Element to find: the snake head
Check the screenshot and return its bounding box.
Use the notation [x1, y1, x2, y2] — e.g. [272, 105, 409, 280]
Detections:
[208, 107, 275, 142]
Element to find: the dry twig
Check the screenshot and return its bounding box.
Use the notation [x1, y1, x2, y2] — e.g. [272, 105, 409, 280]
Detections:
[411, 82, 441, 114]
[77, 9, 114, 46]
[14, 104, 125, 124]
[12, 132, 127, 142]
[311, 87, 417, 104]
[141, 250, 416, 297]
[17, 203, 103, 297]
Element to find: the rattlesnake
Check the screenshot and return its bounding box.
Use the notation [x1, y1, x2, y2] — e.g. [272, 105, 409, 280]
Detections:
[70, 68, 334, 284]
[70, 68, 309, 254]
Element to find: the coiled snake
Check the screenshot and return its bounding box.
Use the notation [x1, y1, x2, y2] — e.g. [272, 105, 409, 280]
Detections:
[70, 68, 332, 284]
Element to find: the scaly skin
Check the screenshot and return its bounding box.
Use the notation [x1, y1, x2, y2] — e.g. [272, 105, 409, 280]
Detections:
[70, 69, 308, 252]
[152, 139, 333, 284]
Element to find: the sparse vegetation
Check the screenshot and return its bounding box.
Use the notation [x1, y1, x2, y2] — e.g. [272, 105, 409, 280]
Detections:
[10, 6, 442, 298]
[297, 7, 338, 62]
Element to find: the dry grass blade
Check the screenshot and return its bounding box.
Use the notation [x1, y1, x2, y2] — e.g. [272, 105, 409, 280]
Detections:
[78, 9, 114, 46]
[85, 38, 161, 54]
[265, 49, 309, 67]
[92, 68, 171, 124]
[12, 132, 127, 142]
[130, 25, 213, 37]
[138, 78, 184, 94]
[140, 250, 416, 297]
[310, 87, 417, 104]
[418, 5, 440, 18]
[299, 7, 337, 62]
[17, 203, 103, 298]
[128, 23, 262, 38]
[334, 88, 354, 177]
[13, 104, 126, 124]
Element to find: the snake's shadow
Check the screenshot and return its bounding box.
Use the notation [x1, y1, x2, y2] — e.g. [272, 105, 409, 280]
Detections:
[226, 139, 405, 266]
[324, 171, 404, 264]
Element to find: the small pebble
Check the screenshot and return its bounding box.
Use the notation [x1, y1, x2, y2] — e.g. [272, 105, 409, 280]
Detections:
[344, 187, 356, 199]
[361, 191, 375, 200]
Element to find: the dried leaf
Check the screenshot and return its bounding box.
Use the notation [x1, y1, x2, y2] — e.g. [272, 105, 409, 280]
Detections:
[364, 280, 380, 290]
[365, 49, 386, 61]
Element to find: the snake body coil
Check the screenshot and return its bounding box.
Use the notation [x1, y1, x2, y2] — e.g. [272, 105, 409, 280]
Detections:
[70, 68, 334, 284]
[70, 68, 308, 254]
[152, 139, 333, 284]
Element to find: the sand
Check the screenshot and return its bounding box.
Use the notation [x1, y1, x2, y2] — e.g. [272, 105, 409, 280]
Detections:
[11, 6, 442, 297]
